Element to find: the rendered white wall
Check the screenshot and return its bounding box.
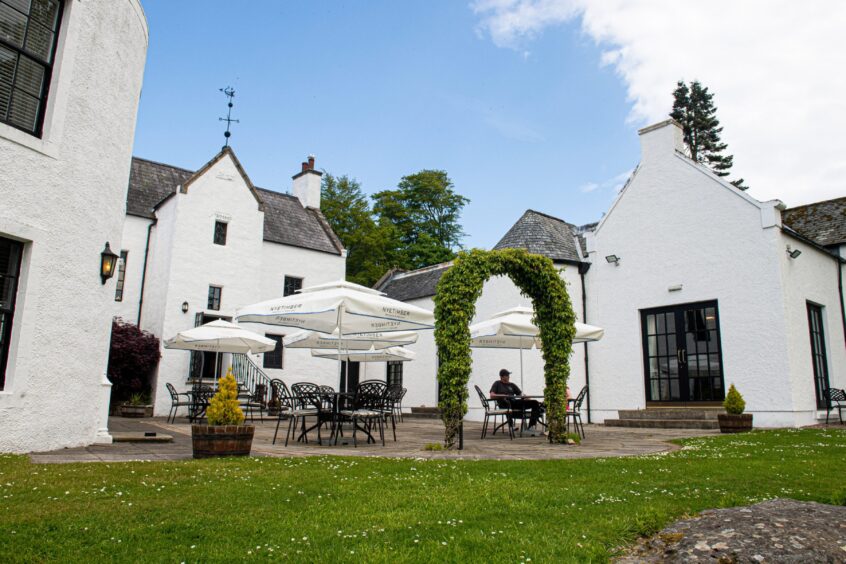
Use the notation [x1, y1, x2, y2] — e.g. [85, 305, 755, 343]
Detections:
[113, 215, 153, 323]
[0, 1, 148, 452]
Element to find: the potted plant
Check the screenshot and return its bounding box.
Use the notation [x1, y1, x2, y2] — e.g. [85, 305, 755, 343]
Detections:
[119, 393, 151, 418]
[718, 384, 753, 433]
[191, 368, 255, 458]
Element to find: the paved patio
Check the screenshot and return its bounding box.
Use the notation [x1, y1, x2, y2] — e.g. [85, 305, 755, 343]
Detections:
[29, 415, 719, 463]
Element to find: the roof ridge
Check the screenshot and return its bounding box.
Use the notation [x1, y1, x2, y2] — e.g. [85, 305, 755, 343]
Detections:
[524, 208, 577, 227]
[254, 186, 298, 200]
[392, 261, 453, 278]
[784, 195, 846, 211]
[132, 156, 194, 174]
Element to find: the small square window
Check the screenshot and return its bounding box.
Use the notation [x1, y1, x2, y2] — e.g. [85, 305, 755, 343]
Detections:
[387, 361, 403, 388]
[213, 221, 227, 246]
[207, 285, 222, 310]
[283, 276, 303, 297]
[263, 334, 284, 369]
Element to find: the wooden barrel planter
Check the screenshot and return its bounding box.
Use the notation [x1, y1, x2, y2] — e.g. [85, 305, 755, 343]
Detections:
[717, 413, 753, 433]
[191, 425, 255, 458]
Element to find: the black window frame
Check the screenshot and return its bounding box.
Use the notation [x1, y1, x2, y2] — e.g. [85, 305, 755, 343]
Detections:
[0, 236, 23, 390]
[263, 334, 284, 370]
[213, 220, 227, 246]
[0, 0, 64, 137]
[807, 302, 830, 409]
[283, 275, 303, 297]
[113, 250, 127, 302]
[207, 285, 222, 311]
[387, 360, 403, 388]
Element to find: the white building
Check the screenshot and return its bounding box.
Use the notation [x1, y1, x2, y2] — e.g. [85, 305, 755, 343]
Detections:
[376, 120, 846, 428]
[115, 150, 347, 415]
[1, 0, 149, 452]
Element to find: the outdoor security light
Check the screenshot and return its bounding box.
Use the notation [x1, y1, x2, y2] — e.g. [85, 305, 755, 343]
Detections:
[182, 301, 189, 313]
[100, 242, 119, 284]
[605, 254, 620, 266]
[786, 246, 802, 259]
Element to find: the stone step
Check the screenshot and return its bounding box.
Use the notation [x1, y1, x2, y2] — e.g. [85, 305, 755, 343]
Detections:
[617, 408, 723, 421]
[604, 418, 720, 430]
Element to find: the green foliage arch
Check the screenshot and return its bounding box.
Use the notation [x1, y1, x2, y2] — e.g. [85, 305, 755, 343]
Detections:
[434, 248, 576, 447]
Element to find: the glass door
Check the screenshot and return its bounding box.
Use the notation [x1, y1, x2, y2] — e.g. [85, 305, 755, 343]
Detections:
[642, 301, 725, 403]
[807, 302, 829, 409]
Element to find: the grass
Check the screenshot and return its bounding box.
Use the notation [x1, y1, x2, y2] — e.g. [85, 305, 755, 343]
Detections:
[1, 428, 845, 562]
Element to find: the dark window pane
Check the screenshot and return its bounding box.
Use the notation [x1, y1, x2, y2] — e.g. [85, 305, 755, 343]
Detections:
[213, 221, 227, 245]
[283, 276, 302, 297]
[114, 251, 127, 302]
[30, 0, 58, 30]
[3, 0, 31, 13]
[646, 315, 656, 335]
[656, 313, 665, 334]
[0, 3, 26, 47]
[657, 335, 666, 356]
[24, 21, 52, 62]
[0, 45, 14, 117]
[8, 88, 37, 129]
[263, 335, 283, 369]
[14, 54, 42, 96]
[207, 286, 221, 310]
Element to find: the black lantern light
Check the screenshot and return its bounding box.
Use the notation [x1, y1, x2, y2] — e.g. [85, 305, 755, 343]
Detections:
[100, 242, 119, 284]
[182, 301, 189, 313]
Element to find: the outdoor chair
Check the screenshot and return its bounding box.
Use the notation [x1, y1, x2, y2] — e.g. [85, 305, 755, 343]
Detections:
[286, 382, 331, 446]
[380, 385, 404, 441]
[396, 387, 408, 422]
[165, 382, 192, 423]
[475, 385, 513, 439]
[238, 382, 266, 422]
[269, 379, 294, 444]
[566, 386, 588, 439]
[823, 388, 846, 424]
[339, 381, 386, 447]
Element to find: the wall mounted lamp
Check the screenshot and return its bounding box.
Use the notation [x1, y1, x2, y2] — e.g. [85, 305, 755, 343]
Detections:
[786, 245, 802, 259]
[605, 254, 621, 266]
[181, 301, 189, 314]
[100, 242, 119, 284]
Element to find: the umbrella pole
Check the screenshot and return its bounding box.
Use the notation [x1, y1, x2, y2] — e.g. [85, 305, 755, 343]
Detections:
[519, 342, 524, 391]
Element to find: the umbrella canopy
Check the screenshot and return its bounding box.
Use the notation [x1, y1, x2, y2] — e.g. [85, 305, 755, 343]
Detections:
[310, 346, 416, 363]
[164, 319, 277, 354]
[283, 329, 419, 350]
[469, 306, 605, 349]
[235, 280, 435, 334]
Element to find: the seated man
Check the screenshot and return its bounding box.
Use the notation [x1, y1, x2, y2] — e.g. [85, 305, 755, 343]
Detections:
[489, 369, 542, 431]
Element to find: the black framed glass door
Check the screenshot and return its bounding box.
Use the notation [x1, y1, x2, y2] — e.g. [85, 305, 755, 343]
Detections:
[642, 301, 725, 403]
[807, 302, 829, 409]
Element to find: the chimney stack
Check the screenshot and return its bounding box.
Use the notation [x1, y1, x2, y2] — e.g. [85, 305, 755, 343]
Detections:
[292, 154, 323, 209]
[638, 119, 685, 163]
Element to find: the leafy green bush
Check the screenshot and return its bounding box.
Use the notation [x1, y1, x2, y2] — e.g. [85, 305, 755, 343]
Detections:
[723, 384, 746, 415]
[206, 368, 245, 426]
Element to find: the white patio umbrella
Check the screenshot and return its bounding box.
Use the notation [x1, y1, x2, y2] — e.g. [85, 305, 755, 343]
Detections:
[283, 329, 419, 350]
[469, 307, 605, 389]
[236, 280, 434, 389]
[311, 346, 415, 383]
[164, 319, 278, 381]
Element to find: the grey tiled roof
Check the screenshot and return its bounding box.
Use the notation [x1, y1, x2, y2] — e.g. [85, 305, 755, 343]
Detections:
[494, 209, 584, 262]
[782, 197, 846, 247]
[126, 157, 343, 255]
[376, 263, 452, 302]
[127, 157, 193, 219]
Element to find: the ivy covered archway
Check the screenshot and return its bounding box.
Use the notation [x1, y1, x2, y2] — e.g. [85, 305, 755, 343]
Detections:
[434, 248, 575, 447]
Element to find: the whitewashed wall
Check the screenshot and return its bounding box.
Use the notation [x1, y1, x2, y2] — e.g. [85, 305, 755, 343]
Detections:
[113, 215, 153, 323]
[0, 1, 148, 452]
[586, 121, 796, 426]
[777, 231, 846, 425]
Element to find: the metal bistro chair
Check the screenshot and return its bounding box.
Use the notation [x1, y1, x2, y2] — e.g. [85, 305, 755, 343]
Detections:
[239, 382, 266, 423]
[823, 388, 846, 424]
[380, 384, 404, 442]
[165, 383, 193, 423]
[340, 381, 386, 447]
[188, 383, 214, 422]
[566, 386, 588, 439]
[287, 382, 332, 446]
[270, 379, 294, 445]
[396, 387, 408, 422]
[474, 385, 513, 440]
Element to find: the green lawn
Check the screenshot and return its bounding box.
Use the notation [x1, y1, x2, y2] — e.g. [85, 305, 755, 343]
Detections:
[1, 428, 845, 562]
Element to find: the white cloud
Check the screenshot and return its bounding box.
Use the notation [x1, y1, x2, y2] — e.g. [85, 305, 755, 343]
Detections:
[472, 0, 846, 206]
[579, 169, 633, 194]
[579, 181, 599, 193]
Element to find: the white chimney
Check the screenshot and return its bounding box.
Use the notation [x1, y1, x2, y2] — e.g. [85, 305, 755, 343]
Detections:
[638, 119, 685, 162]
[292, 154, 322, 209]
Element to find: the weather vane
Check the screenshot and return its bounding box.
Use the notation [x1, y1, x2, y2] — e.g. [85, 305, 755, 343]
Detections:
[219, 86, 239, 149]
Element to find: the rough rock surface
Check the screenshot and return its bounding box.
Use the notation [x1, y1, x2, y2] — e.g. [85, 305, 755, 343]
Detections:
[614, 499, 846, 563]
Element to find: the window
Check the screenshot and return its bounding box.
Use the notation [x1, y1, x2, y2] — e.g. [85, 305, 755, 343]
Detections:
[0, 0, 63, 136]
[263, 334, 283, 369]
[207, 285, 221, 310]
[283, 275, 302, 297]
[0, 236, 23, 390]
[807, 302, 830, 409]
[213, 220, 227, 246]
[387, 361, 403, 388]
[114, 251, 127, 302]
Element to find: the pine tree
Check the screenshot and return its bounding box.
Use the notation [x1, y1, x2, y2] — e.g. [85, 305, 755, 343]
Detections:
[670, 80, 747, 190]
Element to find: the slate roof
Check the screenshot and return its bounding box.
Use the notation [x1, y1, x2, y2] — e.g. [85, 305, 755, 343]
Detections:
[376, 263, 452, 302]
[126, 156, 343, 255]
[493, 209, 584, 262]
[782, 197, 846, 248]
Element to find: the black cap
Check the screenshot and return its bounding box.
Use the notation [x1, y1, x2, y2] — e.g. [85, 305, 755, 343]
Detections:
[499, 369, 512, 377]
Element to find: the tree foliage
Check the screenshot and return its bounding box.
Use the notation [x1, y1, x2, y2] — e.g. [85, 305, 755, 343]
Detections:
[107, 318, 161, 403]
[373, 170, 469, 271]
[206, 367, 245, 426]
[670, 80, 747, 190]
[723, 383, 746, 415]
[434, 248, 575, 448]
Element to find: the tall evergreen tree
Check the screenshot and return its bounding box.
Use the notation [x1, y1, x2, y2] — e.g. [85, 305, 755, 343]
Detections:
[670, 80, 747, 190]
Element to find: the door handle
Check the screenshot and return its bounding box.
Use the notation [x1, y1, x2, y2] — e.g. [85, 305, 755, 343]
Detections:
[677, 348, 686, 365]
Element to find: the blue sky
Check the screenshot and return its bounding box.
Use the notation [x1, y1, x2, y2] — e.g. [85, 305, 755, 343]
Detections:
[134, 1, 845, 249]
[133, 1, 638, 249]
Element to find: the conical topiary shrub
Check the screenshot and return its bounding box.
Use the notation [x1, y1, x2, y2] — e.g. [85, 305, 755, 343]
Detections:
[191, 367, 253, 458]
[718, 383, 752, 433]
[206, 368, 245, 426]
[723, 384, 746, 415]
